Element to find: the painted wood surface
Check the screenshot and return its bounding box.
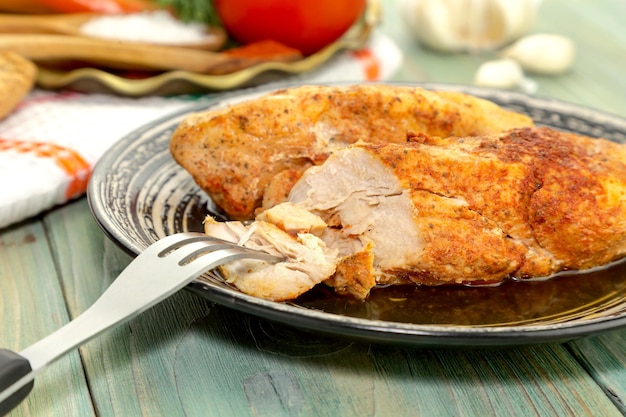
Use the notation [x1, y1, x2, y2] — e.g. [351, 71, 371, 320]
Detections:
[2, 1, 626, 416]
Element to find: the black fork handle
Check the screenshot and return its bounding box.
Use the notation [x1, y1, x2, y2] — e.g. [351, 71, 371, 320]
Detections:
[0, 349, 33, 416]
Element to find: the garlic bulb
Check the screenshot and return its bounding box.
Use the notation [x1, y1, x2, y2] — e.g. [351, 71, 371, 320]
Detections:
[501, 33, 576, 74]
[400, 0, 542, 52]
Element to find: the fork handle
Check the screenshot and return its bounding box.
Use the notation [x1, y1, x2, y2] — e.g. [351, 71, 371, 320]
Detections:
[0, 349, 33, 416]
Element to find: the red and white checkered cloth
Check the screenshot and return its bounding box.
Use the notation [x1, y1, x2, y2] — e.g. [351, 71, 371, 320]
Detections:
[0, 31, 402, 228]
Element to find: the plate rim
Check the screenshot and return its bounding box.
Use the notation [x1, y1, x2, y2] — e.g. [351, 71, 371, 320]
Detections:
[87, 81, 626, 347]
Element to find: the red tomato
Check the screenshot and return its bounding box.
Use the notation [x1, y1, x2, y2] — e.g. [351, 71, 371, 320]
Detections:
[213, 0, 367, 56]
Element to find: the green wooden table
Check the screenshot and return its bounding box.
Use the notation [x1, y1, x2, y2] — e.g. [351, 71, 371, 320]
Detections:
[2, 1, 626, 416]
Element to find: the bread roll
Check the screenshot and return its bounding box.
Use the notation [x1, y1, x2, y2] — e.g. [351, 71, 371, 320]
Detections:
[0, 51, 36, 120]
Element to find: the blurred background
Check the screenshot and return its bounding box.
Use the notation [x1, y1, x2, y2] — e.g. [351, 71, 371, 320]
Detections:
[0, 0, 623, 115]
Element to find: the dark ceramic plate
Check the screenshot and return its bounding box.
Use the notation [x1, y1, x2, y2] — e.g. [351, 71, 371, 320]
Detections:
[87, 82, 626, 347]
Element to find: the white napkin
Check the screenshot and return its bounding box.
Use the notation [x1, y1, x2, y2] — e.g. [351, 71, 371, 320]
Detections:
[0, 31, 402, 228]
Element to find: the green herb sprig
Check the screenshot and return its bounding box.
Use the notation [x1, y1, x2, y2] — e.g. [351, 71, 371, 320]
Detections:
[155, 0, 221, 26]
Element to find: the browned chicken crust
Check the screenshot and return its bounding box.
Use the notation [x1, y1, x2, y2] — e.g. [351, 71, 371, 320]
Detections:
[170, 84, 533, 220]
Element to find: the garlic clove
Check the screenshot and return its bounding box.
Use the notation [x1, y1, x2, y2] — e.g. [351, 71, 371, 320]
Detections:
[501, 33, 576, 74]
[474, 58, 525, 88]
[474, 58, 538, 93]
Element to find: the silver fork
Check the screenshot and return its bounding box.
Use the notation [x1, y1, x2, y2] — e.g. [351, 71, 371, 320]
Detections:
[0, 232, 282, 416]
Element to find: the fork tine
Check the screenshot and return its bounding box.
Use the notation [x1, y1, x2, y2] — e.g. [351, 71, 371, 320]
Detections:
[152, 232, 282, 272]
[142, 232, 207, 256]
[169, 239, 282, 268]
[157, 234, 242, 257]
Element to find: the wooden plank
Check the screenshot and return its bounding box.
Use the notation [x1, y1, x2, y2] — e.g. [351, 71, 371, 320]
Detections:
[568, 331, 626, 414]
[0, 220, 95, 417]
[385, 345, 623, 416]
[42, 198, 624, 416]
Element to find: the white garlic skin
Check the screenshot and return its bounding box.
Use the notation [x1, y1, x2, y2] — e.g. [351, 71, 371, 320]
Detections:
[400, 0, 542, 52]
[501, 33, 576, 74]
